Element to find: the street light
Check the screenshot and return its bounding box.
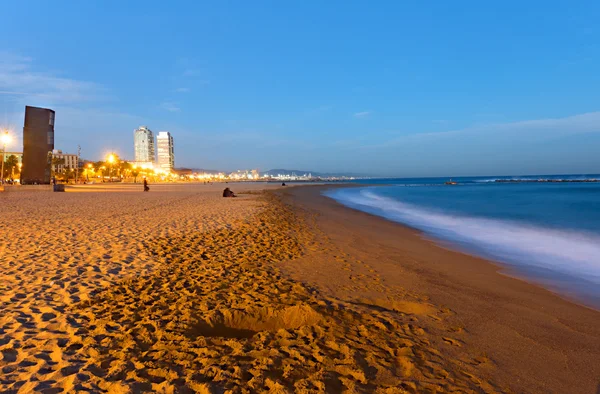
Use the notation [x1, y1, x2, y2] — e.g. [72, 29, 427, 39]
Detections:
[86, 163, 92, 182]
[1, 130, 12, 185]
[106, 153, 115, 182]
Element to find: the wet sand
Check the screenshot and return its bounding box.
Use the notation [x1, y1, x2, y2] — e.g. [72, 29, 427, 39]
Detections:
[0, 183, 598, 393]
[280, 185, 600, 393]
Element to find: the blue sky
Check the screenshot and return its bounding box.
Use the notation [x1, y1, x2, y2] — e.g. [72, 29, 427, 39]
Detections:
[1, 1, 599, 176]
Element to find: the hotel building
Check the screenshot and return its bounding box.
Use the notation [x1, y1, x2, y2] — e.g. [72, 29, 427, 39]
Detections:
[156, 131, 174, 171]
[133, 126, 155, 166]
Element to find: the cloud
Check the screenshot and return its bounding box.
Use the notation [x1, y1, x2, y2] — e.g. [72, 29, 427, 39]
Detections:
[304, 105, 333, 117]
[174, 87, 190, 93]
[357, 111, 600, 150]
[0, 51, 103, 103]
[183, 69, 200, 77]
[353, 111, 372, 118]
[160, 101, 181, 112]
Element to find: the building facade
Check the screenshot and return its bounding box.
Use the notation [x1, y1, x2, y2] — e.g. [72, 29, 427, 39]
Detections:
[52, 150, 79, 172]
[22, 106, 55, 184]
[156, 131, 174, 171]
[133, 126, 155, 165]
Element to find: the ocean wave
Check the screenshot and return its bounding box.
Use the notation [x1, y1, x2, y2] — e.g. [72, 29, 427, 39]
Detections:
[326, 188, 600, 286]
[393, 183, 446, 187]
[474, 176, 599, 183]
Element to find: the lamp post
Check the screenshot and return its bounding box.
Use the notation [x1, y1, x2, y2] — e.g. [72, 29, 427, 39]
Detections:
[75, 145, 81, 184]
[1, 130, 12, 185]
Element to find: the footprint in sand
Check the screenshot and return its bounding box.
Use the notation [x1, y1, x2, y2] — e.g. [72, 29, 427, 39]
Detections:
[442, 337, 463, 347]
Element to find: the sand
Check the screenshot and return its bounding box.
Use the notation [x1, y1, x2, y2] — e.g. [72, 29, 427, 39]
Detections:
[1, 182, 598, 393]
[280, 185, 600, 394]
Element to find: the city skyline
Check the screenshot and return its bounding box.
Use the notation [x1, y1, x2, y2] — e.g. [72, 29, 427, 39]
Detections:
[1, 2, 599, 177]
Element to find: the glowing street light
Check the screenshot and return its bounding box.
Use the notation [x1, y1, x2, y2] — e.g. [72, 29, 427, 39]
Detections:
[1, 129, 12, 185]
[106, 153, 116, 182]
[85, 163, 93, 182]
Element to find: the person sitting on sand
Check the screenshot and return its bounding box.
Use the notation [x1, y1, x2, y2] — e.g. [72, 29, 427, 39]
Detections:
[223, 187, 236, 197]
[143, 178, 150, 192]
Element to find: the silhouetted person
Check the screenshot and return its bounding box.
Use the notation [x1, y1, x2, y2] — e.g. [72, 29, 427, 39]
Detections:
[223, 187, 236, 197]
[281, 182, 286, 186]
[143, 179, 149, 192]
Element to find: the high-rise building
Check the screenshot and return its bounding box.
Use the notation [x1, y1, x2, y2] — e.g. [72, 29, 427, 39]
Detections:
[21, 106, 55, 184]
[156, 131, 175, 171]
[133, 126, 155, 165]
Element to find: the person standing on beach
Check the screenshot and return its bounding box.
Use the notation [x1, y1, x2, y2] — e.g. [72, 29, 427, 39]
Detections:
[143, 178, 149, 192]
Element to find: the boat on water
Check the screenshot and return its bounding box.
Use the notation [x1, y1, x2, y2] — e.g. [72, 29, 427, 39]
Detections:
[445, 179, 457, 185]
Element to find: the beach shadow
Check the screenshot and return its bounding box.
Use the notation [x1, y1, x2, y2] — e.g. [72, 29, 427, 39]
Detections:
[187, 320, 257, 339]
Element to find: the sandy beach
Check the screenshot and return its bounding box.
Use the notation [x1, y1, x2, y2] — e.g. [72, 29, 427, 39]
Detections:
[1, 183, 599, 393]
[281, 185, 600, 393]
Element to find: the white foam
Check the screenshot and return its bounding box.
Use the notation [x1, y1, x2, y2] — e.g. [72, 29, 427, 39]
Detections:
[474, 176, 598, 183]
[327, 188, 600, 286]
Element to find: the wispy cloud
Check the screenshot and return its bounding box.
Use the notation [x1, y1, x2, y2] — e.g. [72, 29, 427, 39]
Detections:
[174, 87, 190, 93]
[183, 69, 200, 77]
[353, 111, 372, 118]
[304, 105, 333, 117]
[356, 111, 600, 150]
[160, 101, 181, 112]
[0, 51, 103, 103]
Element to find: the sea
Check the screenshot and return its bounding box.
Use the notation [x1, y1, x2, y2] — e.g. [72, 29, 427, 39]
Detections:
[325, 175, 600, 309]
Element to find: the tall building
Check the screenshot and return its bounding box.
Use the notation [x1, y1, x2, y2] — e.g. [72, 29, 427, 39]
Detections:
[156, 131, 175, 171]
[22, 106, 55, 184]
[133, 126, 155, 164]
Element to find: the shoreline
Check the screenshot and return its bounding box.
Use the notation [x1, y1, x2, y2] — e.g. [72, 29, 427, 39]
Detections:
[278, 184, 600, 393]
[321, 183, 600, 311]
